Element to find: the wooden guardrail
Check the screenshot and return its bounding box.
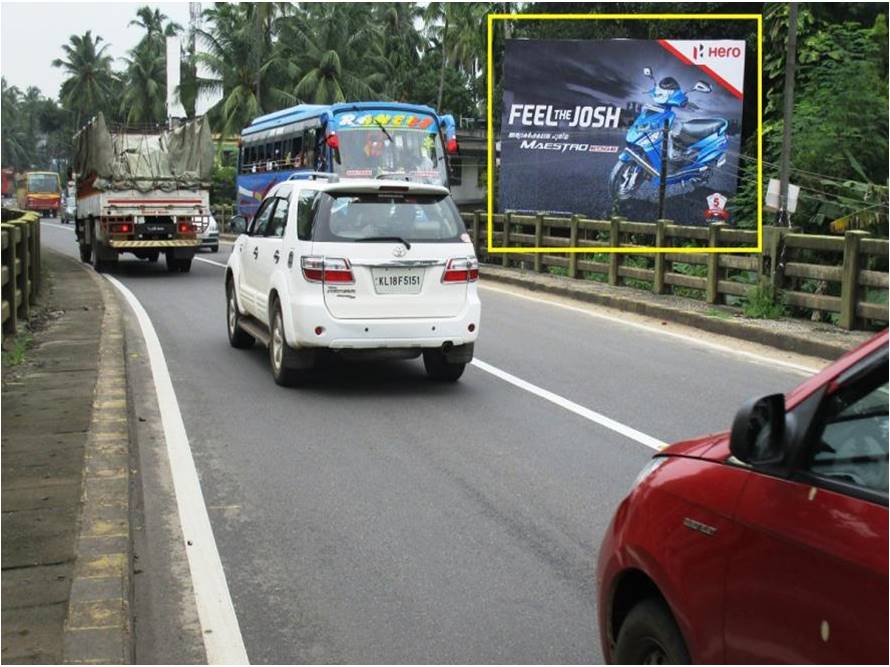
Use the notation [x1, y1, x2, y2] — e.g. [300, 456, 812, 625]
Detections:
[2, 208, 42, 338]
[461, 212, 889, 331]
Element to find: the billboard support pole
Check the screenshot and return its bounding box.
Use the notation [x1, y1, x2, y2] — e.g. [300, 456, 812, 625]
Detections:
[656, 118, 670, 220]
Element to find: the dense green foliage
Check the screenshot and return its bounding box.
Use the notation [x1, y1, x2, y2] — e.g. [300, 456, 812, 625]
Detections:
[1, 2, 886, 237]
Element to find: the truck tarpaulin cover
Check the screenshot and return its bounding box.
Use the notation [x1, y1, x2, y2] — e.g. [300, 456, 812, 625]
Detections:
[499, 39, 746, 225]
[73, 113, 214, 192]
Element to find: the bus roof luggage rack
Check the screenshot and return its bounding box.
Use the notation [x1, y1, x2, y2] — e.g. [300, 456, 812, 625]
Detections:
[288, 172, 339, 183]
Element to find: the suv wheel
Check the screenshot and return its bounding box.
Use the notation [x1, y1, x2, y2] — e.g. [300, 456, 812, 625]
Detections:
[423, 349, 466, 382]
[614, 599, 690, 665]
[226, 281, 254, 349]
[269, 304, 304, 386]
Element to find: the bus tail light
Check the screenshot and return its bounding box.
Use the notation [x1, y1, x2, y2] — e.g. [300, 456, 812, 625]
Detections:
[301, 256, 354, 284]
[446, 137, 459, 154]
[326, 133, 339, 150]
[442, 257, 478, 283]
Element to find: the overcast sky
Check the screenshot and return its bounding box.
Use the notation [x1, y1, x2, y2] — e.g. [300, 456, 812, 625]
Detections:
[1, 2, 193, 100]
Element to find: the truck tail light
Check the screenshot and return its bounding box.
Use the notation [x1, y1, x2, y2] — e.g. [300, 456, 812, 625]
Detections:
[442, 257, 478, 283]
[300, 256, 354, 284]
[111, 222, 132, 234]
[178, 221, 194, 234]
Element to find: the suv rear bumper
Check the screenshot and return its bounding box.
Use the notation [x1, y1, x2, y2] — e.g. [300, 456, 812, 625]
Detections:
[286, 293, 481, 350]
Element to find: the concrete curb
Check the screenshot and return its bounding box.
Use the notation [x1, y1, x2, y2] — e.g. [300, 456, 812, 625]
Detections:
[62, 269, 132, 664]
[479, 265, 871, 361]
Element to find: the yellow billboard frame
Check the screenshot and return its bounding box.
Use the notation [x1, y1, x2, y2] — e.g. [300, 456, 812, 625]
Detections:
[486, 13, 763, 254]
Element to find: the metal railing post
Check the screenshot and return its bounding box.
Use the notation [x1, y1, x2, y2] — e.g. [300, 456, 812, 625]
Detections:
[534, 213, 544, 273]
[568, 214, 579, 279]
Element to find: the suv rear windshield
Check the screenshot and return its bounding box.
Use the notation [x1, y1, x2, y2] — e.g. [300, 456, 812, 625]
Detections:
[312, 191, 466, 243]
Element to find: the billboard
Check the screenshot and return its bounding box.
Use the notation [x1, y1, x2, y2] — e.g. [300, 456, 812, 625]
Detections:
[499, 38, 746, 225]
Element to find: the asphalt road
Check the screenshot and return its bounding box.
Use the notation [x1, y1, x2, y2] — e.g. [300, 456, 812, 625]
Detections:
[40, 220, 819, 663]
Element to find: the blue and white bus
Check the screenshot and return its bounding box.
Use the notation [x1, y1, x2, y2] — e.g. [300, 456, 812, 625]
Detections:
[236, 102, 458, 217]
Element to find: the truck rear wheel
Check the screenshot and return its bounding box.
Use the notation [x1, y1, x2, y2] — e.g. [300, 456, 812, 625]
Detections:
[91, 231, 107, 273]
[79, 243, 92, 264]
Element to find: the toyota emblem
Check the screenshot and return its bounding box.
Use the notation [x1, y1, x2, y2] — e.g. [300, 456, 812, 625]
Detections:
[392, 245, 407, 257]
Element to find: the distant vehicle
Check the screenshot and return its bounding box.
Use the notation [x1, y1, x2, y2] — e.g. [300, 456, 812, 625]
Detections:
[596, 329, 888, 664]
[236, 102, 459, 219]
[225, 173, 480, 386]
[16, 171, 61, 216]
[196, 213, 219, 252]
[1, 167, 16, 206]
[61, 197, 76, 224]
[72, 113, 213, 273]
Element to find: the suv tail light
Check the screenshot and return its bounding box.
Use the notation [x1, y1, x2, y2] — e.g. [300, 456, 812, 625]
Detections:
[301, 256, 354, 284]
[442, 257, 479, 283]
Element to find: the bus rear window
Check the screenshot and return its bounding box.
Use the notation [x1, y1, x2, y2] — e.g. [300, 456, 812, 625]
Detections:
[27, 174, 60, 193]
[313, 192, 466, 243]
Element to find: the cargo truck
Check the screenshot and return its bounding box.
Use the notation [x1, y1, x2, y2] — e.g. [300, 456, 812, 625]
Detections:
[73, 114, 214, 273]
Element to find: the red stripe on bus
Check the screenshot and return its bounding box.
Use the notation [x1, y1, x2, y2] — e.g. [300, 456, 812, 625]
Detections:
[106, 199, 204, 204]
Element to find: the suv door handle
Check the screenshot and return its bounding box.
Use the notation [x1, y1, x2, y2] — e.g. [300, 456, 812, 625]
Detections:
[252, 246, 259, 260]
[273, 249, 280, 264]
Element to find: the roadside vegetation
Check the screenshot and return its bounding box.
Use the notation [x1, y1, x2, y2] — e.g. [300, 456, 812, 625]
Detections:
[1, 2, 886, 240]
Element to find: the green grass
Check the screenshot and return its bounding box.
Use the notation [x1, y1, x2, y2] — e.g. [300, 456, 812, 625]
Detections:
[2, 331, 33, 368]
[705, 308, 733, 320]
[742, 285, 786, 320]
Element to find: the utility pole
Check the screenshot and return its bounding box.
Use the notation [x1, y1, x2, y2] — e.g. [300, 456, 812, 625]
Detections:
[777, 2, 798, 227]
[772, 2, 798, 290]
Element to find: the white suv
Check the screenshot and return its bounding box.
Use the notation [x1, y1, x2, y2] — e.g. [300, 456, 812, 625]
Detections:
[225, 175, 481, 385]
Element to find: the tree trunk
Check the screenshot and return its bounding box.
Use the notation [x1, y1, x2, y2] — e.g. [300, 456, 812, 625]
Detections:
[436, 18, 448, 111]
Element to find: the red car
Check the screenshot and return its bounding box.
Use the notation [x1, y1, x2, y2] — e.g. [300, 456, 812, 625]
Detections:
[597, 330, 888, 664]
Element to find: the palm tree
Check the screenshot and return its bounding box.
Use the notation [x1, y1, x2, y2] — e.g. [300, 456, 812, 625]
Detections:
[119, 46, 166, 123]
[52, 31, 115, 128]
[375, 3, 424, 101]
[1, 79, 28, 168]
[195, 4, 290, 138]
[276, 4, 388, 104]
[130, 6, 182, 45]
[423, 3, 490, 111]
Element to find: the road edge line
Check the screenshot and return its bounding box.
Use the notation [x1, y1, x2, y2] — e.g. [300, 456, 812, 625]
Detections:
[105, 275, 249, 665]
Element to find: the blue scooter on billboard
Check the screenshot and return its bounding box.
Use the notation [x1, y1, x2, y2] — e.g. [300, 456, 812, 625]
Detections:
[610, 67, 729, 202]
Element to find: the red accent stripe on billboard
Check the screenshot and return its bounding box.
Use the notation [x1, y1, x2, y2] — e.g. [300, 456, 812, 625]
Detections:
[656, 39, 743, 100]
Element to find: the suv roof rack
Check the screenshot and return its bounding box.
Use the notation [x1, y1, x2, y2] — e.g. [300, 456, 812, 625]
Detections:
[375, 172, 411, 181]
[287, 171, 339, 183]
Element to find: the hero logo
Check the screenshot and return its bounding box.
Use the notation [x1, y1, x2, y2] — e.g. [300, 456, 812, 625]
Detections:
[693, 43, 743, 61]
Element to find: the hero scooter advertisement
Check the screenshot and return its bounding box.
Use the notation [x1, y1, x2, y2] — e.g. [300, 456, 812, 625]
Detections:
[499, 38, 746, 225]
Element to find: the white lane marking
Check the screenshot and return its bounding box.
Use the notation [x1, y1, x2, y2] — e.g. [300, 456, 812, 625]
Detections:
[471, 358, 666, 451]
[479, 283, 822, 376]
[195, 256, 229, 269]
[105, 275, 249, 665]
